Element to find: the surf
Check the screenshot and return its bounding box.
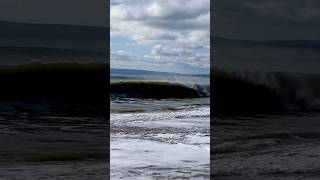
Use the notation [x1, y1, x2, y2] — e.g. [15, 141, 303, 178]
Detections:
[212, 67, 320, 116]
[110, 81, 210, 99]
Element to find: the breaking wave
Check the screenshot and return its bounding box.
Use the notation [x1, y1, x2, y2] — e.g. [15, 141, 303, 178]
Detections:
[110, 81, 210, 99]
[0, 62, 108, 117]
[212, 68, 320, 115]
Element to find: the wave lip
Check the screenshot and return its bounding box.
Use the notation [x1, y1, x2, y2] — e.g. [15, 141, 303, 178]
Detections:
[110, 81, 206, 99]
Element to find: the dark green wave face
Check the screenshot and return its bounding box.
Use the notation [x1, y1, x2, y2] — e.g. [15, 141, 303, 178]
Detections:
[0, 62, 108, 116]
[212, 74, 281, 116]
[212, 67, 320, 116]
[111, 81, 202, 99]
[110, 68, 210, 99]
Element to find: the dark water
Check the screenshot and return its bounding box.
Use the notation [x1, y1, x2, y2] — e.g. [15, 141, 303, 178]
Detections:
[0, 62, 108, 179]
[211, 69, 320, 179]
[212, 112, 320, 180]
[0, 112, 108, 179]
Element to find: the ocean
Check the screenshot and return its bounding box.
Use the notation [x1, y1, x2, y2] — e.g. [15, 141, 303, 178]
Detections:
[211, 69, 320, 179]
[110, 69, 210, 179]
[212, 113, 320, 180]
[0, 48, 108, 179]
[0, 113, 107, 179]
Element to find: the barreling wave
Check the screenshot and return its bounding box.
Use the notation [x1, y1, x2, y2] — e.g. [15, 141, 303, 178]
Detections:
[212, 67, 320, 116]
[110, 81, 210, 99]
[0, 62, 108, 117]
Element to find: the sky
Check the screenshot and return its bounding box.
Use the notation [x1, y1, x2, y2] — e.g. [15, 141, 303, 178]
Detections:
[213, 0, 320, 74]
[214, 0, 320, 41]
[0, 0, 108, 27]
[110, 0, 210, 74]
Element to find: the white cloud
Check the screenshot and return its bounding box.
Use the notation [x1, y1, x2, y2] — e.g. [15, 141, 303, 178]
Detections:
[111, 0, 210, 73]
[151, 44, 194, 57]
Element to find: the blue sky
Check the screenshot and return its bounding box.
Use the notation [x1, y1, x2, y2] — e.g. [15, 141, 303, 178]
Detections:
[111, 0, 210, 74]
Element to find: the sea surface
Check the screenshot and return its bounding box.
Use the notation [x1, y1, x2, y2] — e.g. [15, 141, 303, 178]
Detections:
[211, 70, 320, 180]
[110, 70, 210, 179]
[0, 108, 108, 179]
[212, 112, 320, 180]
[0, 62, 108, 179]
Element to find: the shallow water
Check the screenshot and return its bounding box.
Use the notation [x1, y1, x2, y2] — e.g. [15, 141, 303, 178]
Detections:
[110, 98, 210, 179]
[212, 113, 320, 180]
[0, 113, 108, 179]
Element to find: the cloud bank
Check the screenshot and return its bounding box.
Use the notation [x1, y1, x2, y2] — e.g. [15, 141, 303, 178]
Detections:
[111, 0, 210, 74]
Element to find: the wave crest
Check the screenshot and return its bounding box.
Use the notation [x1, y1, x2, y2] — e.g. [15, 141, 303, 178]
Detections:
[213, 68, 320, 115]
[111, 81, 210, 99]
